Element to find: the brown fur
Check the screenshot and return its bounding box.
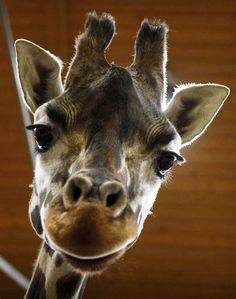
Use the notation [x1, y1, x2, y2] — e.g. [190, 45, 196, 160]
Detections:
[45, 200, 136, 259]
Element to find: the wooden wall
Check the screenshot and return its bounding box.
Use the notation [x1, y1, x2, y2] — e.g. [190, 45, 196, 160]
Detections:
[0, 0, 236, 298]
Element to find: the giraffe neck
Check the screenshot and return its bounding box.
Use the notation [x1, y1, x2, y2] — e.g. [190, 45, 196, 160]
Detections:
[24, 242, 87, 299]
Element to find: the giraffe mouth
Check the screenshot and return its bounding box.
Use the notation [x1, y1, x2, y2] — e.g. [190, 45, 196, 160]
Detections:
[60, 237, 139, 273]
[62, 249, 125, 273]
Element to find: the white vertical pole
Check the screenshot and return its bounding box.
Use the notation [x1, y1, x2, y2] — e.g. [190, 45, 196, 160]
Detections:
[0, 0, 35, 167]
[0, 256, 29, 290]
[0, 0, 33, 291]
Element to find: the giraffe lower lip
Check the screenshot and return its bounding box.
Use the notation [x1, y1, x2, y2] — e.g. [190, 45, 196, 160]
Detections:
[62, 250, 124, 272]
[63, 251, 118, 262]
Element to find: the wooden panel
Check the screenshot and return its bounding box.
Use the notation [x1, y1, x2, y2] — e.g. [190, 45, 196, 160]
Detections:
[0, 0, 235, 298]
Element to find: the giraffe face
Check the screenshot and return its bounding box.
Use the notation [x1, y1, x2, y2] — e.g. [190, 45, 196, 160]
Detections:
[15, 13, 229, 274]
[29, 66, 182, 273]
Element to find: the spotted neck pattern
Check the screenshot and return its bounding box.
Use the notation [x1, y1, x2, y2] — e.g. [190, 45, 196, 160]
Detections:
[24, 243, 87, 299]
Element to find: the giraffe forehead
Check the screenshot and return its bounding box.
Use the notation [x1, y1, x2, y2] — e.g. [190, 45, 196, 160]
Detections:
[45, 101, 176, 155]
[42, 67, 176, 154]
[45, 67, 148, 131]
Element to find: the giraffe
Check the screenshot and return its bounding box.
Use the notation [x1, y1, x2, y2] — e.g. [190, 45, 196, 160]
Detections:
[15, 12, 229, 299]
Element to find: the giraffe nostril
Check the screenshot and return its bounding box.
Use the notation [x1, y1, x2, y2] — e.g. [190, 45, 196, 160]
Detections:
[64, 175, 92, 207]
[100, 181, 127, 217]
[106, 191, 122, 207]
[72, 184, 82, 202]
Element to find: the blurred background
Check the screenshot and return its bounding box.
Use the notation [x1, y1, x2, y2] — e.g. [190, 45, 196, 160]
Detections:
[0, 0, 236, 298]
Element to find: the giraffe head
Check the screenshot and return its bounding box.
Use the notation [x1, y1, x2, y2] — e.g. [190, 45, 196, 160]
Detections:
[15, 13, 229, 275]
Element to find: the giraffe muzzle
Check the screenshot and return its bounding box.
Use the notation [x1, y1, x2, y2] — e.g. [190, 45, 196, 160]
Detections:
[44, 174, 137, 269]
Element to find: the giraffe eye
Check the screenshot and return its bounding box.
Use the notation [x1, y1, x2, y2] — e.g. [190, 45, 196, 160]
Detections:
[26, 124, 53, 153]
[156, 151, 185, 179]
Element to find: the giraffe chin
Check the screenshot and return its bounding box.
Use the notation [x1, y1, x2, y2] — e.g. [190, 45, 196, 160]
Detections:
[62, 249, 125, 274]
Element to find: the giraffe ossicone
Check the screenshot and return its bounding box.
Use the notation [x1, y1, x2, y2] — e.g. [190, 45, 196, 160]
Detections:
[15, 12, 229, 299]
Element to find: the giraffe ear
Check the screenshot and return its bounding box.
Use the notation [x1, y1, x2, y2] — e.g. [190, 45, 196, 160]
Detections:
[165, 83, 230, 147]
[15, 39, 63, 114]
